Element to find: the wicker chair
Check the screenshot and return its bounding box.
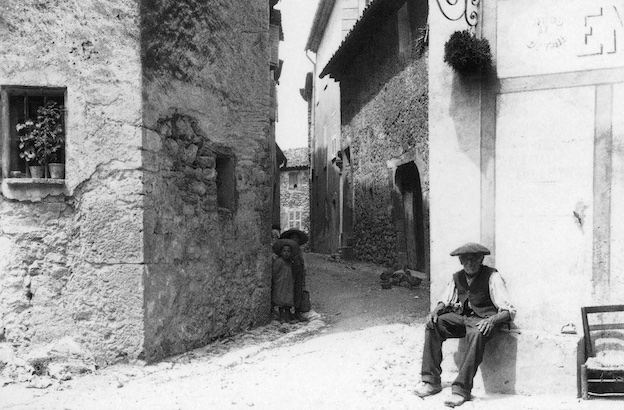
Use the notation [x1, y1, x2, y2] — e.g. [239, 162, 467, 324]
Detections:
[580, 305, 624, 399]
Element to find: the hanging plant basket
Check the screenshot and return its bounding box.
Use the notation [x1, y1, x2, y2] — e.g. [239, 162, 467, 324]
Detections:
[444, 30, 492, 74]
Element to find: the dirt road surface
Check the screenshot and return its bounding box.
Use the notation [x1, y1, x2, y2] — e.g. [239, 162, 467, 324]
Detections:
[2, 253, 622, 409]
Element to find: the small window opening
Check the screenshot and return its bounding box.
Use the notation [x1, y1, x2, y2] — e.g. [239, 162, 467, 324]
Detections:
[2, 86, 66, 179]
[215, 155, 236, 211]
[288, 172, 299, 190]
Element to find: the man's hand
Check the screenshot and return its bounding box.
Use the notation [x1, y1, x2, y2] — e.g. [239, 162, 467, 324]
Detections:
[476, 311, 511, 336]
[476, 317, 496, 336]
[425, 312, 438, 329]
[426, 303, 446, 329]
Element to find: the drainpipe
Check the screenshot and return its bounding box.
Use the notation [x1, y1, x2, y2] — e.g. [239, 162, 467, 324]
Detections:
[306, 49, 317, 251]
[305, 49, 315, 66]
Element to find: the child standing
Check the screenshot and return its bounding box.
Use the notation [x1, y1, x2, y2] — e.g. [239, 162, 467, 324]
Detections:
[272, 241, 295, 323]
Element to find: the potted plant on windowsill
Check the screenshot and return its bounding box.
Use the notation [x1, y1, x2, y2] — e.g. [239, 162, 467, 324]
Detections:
[16, 119, 44, 178]
[16, 101, 65, 179]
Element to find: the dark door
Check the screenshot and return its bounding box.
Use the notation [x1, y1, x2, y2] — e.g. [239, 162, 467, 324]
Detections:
[396, 162, 425, 271]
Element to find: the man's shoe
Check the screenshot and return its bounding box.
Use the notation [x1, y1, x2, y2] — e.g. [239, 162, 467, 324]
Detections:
[278, 308, 288, 323]
[444, 393, 468, 408]
[294, 312, 308, 322]
[414, 381, 442, 397]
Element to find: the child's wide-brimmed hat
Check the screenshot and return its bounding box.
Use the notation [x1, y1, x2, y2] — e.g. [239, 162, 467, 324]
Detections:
[272, 238, 299, 256]
[279, 228, 309, 245]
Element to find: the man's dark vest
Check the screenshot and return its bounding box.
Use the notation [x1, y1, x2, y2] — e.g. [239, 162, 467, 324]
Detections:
[452, 266, 498, 318]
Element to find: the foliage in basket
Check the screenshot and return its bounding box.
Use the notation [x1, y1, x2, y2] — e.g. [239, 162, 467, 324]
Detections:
[16, 101, 65, 165]
[443, 30, 492, 74]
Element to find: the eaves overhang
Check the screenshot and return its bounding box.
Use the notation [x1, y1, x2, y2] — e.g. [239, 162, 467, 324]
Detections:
[319, 0, 406, 80]
[305, 0, 337, 53]
[276, 144, 287, 168]
[282, 165, 309, 171]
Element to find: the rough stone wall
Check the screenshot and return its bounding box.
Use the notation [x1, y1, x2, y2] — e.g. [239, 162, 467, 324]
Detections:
[342, 36, 428, 266]
[0, 1, 145, 365]
[0, 0, 274, 366]
[140, 0, 272, 361]
[279, 169, 311, 235]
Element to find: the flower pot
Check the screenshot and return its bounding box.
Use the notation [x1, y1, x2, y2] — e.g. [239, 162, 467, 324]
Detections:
[48, 163, 65, 179]
[29, 165, 45, 179]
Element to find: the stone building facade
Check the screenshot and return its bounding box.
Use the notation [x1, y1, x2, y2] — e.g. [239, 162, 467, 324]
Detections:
[0, 0, 279, 366]
[429, 0, 624, 397]
[306, 0, 429, 270]
[280, 148, 310, 237]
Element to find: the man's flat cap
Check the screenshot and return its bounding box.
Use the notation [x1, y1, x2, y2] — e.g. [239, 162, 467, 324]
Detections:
[450, 242, 491, 256]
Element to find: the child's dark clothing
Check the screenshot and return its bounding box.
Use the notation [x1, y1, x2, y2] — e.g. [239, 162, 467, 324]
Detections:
[272, 257, 294, 307]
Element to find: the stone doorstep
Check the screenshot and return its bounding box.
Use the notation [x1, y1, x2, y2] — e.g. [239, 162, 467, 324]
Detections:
[440, 329, 583, 397]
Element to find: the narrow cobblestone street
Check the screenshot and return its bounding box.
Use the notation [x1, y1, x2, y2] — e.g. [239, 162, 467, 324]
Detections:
[2, 254, 622, 409]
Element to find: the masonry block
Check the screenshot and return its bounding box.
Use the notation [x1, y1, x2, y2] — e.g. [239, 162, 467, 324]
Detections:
[441, 329, 582, 397]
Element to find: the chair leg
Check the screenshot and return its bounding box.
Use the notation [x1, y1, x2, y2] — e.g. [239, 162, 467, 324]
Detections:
[581, 364, 588, 400]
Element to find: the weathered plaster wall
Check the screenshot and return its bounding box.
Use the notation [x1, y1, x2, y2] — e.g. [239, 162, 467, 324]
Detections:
[491, 0, 624, 329]
[427, 5, 482, 305]
[610, 83, 624, 299]
[341, 30, 428, 267]
[140, 0, 273, 362]
[310, 78, 341, 254]
[495, 87, 595, 331]
[0, 1, 145, 365]
[428, 0, 624, 396]
[310, 0, 345, 254]
[1, 0, 274, 366]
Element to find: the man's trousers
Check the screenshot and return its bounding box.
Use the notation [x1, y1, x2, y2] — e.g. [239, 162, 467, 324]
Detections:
[421, 312, 493, 399]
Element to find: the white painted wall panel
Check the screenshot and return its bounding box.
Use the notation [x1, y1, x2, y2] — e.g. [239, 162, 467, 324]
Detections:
[428, 1, 483, 304]
[610, 83, 624, 300]
[497, 0, 624, 78]
[495, 87, 595, 331]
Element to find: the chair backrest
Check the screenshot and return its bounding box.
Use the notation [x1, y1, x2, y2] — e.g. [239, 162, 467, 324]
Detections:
[581, 305, 624, 359]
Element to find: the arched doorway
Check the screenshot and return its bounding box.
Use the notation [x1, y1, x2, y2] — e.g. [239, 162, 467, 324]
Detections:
[395, 161, 426, 272]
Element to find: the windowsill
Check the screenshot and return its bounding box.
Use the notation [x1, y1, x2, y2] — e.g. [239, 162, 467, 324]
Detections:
[5, 178, 65, 186]
[2, 177, 67, 201]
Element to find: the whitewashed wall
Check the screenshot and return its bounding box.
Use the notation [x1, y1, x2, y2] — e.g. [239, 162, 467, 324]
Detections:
[429, 0, 624, 395]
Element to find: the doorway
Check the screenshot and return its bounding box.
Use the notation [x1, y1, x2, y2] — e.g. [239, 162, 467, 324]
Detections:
[395, 161, 425, 272]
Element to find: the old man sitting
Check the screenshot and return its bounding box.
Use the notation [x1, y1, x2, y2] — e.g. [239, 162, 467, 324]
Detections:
[414, 242, 515, 407]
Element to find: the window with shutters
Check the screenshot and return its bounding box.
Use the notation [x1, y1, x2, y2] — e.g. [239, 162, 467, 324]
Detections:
[288, 209, 302, 229]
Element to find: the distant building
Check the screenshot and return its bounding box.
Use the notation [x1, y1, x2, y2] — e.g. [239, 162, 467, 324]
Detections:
[305, 0, 429, 270]
[280, 148, 310, 238]
[0, 0, 282, 365]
